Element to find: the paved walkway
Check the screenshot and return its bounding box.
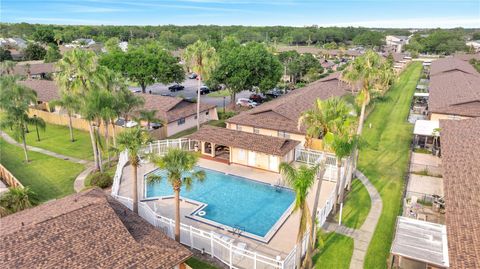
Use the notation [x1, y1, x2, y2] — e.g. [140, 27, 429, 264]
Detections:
[323, 169, 383, 269]
[1, 131, 93, 192]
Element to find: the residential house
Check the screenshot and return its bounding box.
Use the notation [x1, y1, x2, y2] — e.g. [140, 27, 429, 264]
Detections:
[427, 57, 480, 120]
[0, 188, 192, 269]
[139, 93, 218, 137]
[187, 73, 350, 173]
[385, 35, 410, 53]
[0, 37, 27, 49]
[386, 52, 411, 71]
[66, 38, 96, 47]
[466, 40, 480, 53]
[17, 80, 218, 138]
[13, 62, 55, 79]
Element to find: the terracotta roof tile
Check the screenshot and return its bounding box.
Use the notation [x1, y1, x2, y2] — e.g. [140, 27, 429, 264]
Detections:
[226, 74, 350, 134]
[187, 125, 300, 156]
[440, 118, 480, 269]
[0, 188, 191, 269]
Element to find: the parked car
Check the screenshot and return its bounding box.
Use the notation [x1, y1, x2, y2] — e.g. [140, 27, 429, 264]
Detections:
[197, 86, 210, 95]
[265, 89, 282, 99]
[188, 73, 197, 79]
[130, 88, 141, 93]
[236, 98, 257, 108]
[249, 94, 265, 103]
[168, 84, 185, 92]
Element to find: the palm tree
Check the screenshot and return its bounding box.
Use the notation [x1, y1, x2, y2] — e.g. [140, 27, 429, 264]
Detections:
[0, 187, 36, 215]
[184, 40, 217, 130]
[0, 76, 37, 162]
[342, 50, 395, 136]
[115, 127, 151, 213]
[298, 97, 353, 260]
[50, 93, 80, 142]
[136, 109, 162, 130]
[27, 115, 46, 142]
[148, 148, 206, 242]
[342, 50, 394, 183]
[279, 162, 318, 269]
[323, 118, 358, 212]
[56, 49, 102, 170]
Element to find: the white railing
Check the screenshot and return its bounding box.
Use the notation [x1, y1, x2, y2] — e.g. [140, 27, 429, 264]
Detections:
[317, 189, 336, 227]
[111, 150, 129, 196]
[295, 147, 346, 182]
[140, 138, 197, 156]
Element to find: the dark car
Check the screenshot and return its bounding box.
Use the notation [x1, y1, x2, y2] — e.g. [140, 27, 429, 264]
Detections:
[197, 86, 210, 95]
[265, 89, 282, 99]
[249, 94, 265, 103]
[188, 73, 198, 79]
[168, 84, 185, 92]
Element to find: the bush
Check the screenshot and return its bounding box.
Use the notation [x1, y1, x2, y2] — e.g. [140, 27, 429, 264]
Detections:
[218, 111, 237, 120]
[86, 172, 113, 188]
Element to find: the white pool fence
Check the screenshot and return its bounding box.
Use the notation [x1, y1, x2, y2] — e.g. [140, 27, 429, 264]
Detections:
[111, 141, 337, 269]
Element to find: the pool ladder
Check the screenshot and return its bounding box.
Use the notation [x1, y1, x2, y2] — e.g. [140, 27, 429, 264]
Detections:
[274, 178, 285, 192]
[232, 225, 245, 236]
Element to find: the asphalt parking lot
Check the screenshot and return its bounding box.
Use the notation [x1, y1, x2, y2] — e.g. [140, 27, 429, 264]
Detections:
[129, 76, 251, 108]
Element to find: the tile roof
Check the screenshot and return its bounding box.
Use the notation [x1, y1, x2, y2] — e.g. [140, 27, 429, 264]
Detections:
[0, 188, 191, 269]
[226, 74, 350, 134]
[440, 118, 480, 269]
[13, 62, 55, 76]
[18, 79, 60, 102]
[428, 58, 480, 117]
[138, 94, 216, 123]
[453, 53, 480, 62]
[187, 125, 300, 156]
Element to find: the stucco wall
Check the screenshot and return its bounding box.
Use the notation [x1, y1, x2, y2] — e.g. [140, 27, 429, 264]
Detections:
[167, 107, 218, 137]
[230, 147, 285, 173]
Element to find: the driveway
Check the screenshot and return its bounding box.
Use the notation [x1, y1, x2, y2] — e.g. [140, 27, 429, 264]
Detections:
[129, 77, 252, 108]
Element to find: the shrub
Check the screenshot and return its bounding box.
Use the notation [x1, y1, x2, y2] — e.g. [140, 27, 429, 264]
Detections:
[219, 111, 236, 120]
[86, 172, 113, 188]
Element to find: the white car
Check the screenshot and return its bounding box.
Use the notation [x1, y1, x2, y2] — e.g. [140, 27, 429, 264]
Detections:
[236, 98, 257, 108]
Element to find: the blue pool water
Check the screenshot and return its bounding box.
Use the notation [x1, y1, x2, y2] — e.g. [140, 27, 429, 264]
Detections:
[145, 167, 295, 238]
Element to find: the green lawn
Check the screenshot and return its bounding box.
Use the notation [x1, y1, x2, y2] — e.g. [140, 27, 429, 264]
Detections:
[359, 62, 422, 268]
[207, 89, 230, 97]
[335, 179, 371, 229]
[186, 257, 220, 269]
[313, 232, 354, 269]
[0, 139, 85, 202]
[5, 122, 96, 160]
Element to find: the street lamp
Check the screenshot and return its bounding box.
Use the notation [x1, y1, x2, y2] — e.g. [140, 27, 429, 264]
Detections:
[223, 96, 226, 113]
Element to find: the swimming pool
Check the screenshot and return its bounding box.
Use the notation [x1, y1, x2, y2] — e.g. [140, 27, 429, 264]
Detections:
[145, 167, 295, 241]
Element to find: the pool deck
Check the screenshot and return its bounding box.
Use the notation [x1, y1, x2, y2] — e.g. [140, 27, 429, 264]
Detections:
[118, 158, 335, 257]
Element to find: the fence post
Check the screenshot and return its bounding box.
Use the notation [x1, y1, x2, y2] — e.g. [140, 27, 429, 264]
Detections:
[210, 232, 215, 258]
[150, 142, 153, 153]
[157, 142, 160, 154]
[229, 243, 233, 269]
[190, 226, 194, 249]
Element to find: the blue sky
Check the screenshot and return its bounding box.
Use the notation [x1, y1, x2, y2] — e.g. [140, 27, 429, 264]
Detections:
[2, 0, 479, 28]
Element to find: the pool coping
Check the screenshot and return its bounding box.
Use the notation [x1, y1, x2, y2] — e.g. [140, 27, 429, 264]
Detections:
[142, 166, 295, 243]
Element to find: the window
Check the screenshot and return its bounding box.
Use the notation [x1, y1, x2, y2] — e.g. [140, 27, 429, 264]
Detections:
[253, 127, 260, 134]
[177, 118, 186, 125]
[194, 115, 197, 120]
[236, 125, 242, 131]
[206, 111, 209, 115]
[278, 131, 290, 139]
